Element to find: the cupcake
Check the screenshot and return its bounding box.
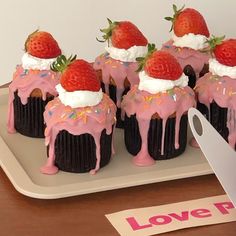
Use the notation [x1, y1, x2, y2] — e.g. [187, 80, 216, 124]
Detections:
[162, 5, 211, 88]
[195, 36, 236, 150]
[93, 19, 148, 127]
[7, 30, 61, 138]
[40, 56, 116, 175]
[121, 45, 196, 166]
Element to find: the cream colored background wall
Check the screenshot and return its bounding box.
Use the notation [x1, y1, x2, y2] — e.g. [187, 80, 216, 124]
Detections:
[0, 0, 235, 85]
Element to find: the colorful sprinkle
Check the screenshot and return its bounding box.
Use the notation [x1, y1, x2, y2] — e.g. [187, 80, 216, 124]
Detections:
[104, 52, 110, 59]
[210, 75, 220, 81]
[123, 62, 130, 67]
[20, 69, 29, 77]
[69, 112, 77, 119]
[40, 73, 48, 78]
[223, 88, 226, 95]
[60, 113, 66, 119]
[167, 89, 174, 96]
[172, 94, 177, 101]
[105, 60, 112, 65]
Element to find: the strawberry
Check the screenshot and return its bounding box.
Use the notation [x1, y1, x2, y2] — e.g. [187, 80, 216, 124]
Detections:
[137, 44, 182, 80]
[51, 55, 100, 92]
[207, 36, 236, 67]
[97, 18, 148, 49]
[25, 30, 61, 59]
[165, 5, 209, 37]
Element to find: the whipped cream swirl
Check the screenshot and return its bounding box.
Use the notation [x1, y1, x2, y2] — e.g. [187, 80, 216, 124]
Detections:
[172, 33, 208, 50]
[209, 58, 236, 79]
[22, 53, 57, 70]
[56, 84, 103, 108]
[138, 71, 189, 94]
[105, 45, 148, 62]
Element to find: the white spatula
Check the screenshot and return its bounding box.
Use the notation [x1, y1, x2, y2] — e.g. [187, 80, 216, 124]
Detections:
[188, 108, 236, 207]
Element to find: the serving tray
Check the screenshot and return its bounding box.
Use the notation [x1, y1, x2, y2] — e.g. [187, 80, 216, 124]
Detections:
[0, 88, 212, 199]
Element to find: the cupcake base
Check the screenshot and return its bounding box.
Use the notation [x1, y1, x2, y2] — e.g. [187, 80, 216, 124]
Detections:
[183, 64, 209, 89]
[13, 91, 53, 138]
[52, 128, 113, 173]
[124, 114, 188, 160]
[197, 101, 229, 142]
[101, 83, 129, 128]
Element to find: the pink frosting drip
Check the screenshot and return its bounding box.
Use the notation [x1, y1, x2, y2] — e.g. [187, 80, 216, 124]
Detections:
[121, 85, 196, 166]
[41, 94, 117, 175]
[93, 53, 139, 107]
[7, 65, 60, 133]
[195, 73, 236, 149]
[161, 40, 210, 78]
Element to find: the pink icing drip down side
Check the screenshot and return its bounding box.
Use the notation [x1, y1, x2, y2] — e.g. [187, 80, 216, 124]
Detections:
[196, 73, 236, 149]
[7, 65, 60, 133]
[93, 53, 140, 106]
[122, 86, 196, 166]
[132, 119, 155, 166]
[41, 94, 116, 175]
[161, 40, 210, 78]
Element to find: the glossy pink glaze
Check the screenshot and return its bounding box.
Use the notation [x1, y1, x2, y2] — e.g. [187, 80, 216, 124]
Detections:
[41, 94, 116, 175]
[121, 85, 196, 166]
[161, 40, 210, 78]
[7, 65, 60, 133]
[93, 53, 139, 107]
[195, 72, 236, 149]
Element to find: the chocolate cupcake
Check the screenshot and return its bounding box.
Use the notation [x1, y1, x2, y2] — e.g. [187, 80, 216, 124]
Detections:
[162, 5, 211, 88]
[121, 46, 196, 166]
[41, 56, 116, 174]
[195, 37, 236, 150]
[7, 30, 61, 137]
[93, 19, 148, 127]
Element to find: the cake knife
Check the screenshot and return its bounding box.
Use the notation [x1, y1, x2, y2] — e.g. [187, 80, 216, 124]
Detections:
[188, 108, 236, 207]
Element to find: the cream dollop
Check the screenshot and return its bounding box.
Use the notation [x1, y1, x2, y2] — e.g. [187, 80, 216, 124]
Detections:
[138, 71, 189, 94]
[172, 33, 208, 50]
[56, 84, 103, 108]
[22, 53, 57, 70]
[105, 45, 148, 62]
[209, 58, 236, 79]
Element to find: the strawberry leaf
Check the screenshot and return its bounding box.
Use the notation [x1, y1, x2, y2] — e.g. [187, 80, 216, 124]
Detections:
[96, 18, 118, 45]
[51, 54, 77, 72]
[136, 43, 157, 72]
[165, 4, 185, 32]
[206, 35, 225, 54]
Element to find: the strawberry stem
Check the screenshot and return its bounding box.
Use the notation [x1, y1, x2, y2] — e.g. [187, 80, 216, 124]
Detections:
[51, 55, 77, 72]
[206, 35, 225, 53]
[136, 43, 156, 72]
[96, 18, 118, 46]
[164, 4, 185, 32]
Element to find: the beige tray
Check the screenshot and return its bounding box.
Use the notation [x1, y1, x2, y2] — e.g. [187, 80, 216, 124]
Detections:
[0, 88, 212, 199]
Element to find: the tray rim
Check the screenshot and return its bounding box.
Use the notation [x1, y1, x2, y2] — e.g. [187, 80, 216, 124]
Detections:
[0, 88, 213, 199]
